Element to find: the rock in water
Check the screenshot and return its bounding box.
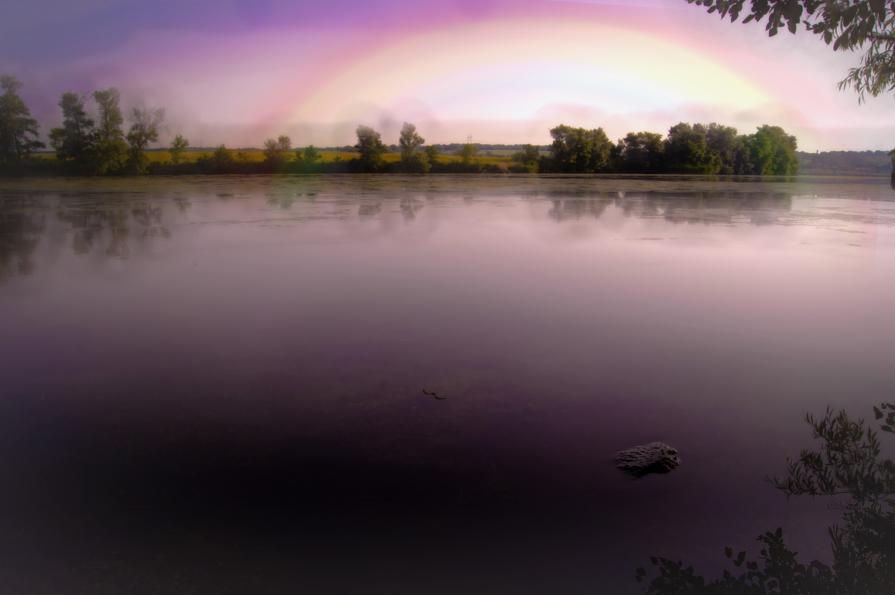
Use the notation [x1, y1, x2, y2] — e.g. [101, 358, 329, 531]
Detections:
[615, 442, 681, 477]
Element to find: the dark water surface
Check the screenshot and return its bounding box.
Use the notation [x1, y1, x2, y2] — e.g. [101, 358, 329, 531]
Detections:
[1, 175, 894, 594]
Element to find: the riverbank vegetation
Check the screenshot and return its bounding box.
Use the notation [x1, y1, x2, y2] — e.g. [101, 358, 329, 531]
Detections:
[1, 75, 802, 177]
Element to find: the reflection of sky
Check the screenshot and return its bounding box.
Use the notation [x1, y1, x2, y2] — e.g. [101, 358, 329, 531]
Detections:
[0, 1, 893, 147]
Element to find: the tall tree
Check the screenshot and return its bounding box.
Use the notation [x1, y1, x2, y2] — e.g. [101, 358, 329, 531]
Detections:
[126, 107, 164, 173]
[91, 88, 128, 174]
[398, 122, 429, 173]
[49, 92, 94, 165]
[355, 125, 386, 172]
[0, 75, 43, 165]
[687, 1, 895, 101]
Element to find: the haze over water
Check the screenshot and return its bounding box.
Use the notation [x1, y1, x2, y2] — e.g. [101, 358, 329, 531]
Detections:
[1, 175, 894, 594]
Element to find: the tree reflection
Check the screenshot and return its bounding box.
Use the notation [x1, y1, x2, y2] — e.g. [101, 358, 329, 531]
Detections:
[0, 196, 45, 281]
[548, 197, 614, 221]
[638, 404, 895, 594]
[54, 196, 171, 260]
[542, 192, 793, 225]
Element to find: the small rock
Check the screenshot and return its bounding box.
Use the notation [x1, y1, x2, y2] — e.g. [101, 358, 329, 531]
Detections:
[615, 442, 681, 477]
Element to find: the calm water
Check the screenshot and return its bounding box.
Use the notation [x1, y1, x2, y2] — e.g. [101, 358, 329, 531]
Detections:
[1, 175, 894, 594]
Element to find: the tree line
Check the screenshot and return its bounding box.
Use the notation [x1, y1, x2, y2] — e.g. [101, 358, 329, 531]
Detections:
[2, 75, 798, 176]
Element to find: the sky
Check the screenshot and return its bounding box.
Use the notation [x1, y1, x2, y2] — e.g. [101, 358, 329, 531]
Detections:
[2, 0, 894, 151]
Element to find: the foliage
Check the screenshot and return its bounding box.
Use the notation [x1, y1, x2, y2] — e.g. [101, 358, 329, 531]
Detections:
[664, 123, 718, 174]
[746, 125, 799, 176]
[262, 135, 292, 169]
[398, 122, 430, 173]
[0, 75, 43, 164]
[300, 145, 320, 165]
[169, 134, 189, 164]
[355, 125, 386, 172]
[618, 131, 666, 173]
[460, 141, 478, 167]
[687, 1, 895, 101]
[548, 125, 612, 173]
[196, 144, 236, 174]
[49, 92, 94, 167]
[513, 144, 541, 173]
[90, 88, 128, 174]
[638, 403, 895, 594]
[126, 107, 164, 174]
[425, 145, 441, 169]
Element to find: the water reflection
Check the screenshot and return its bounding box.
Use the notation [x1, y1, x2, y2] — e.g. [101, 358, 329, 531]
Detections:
[0, 195, 45, 281]
[1, 175, 894, 594]
[55, 196, 170, 259]
[0, 178, 834, 280]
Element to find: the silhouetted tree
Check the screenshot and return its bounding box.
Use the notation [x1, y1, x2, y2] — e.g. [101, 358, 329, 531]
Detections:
[49, 92, 94, 167]
[0, 75, 43, 165]
[355, 125, 386, 172]
[169, 134, 189, 164]
[687, 1, 895, 101]
[126, 107, 164, 174]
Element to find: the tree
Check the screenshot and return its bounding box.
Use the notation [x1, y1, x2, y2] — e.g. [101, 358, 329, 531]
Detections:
[126, 107, 164, 174]
[355, 125, 386, 172]
[300, 145, 320, 166]
[706, 123, 740, 175]
[687, 1, 895, 101]
[459, 141, 478, 169]
[513, 144, 541, 173]
[425, 145, 441, 170]
[263, 135, 292, 168]
[617, 131, 665, 173]
[639, 403, 895, 594]
[169, 134, 189, 165]
[664, 123, 718, 174]
[91, 88, 128, 174]
[200, 144, 235, 174]
[549, 125, 612, 173]
[49, 92, 94, 166]
[0, 75, 43, 165]
[398, 122, 430, 173]
[747, 125, 799, 176]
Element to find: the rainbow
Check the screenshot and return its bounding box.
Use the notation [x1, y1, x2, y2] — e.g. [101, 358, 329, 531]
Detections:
[290, 17, 775, 132]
